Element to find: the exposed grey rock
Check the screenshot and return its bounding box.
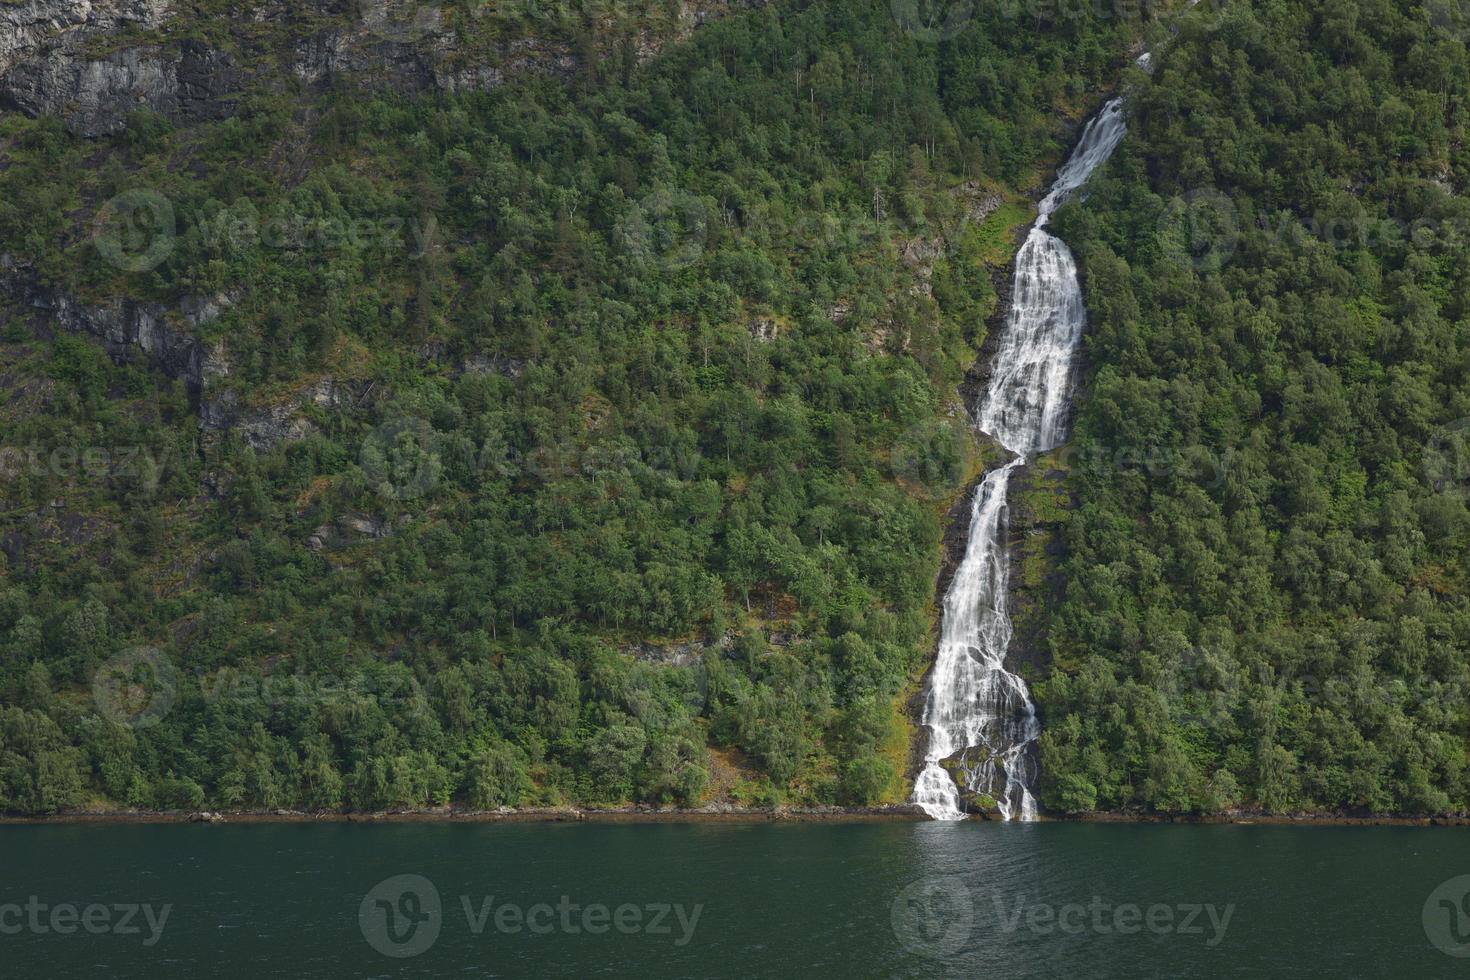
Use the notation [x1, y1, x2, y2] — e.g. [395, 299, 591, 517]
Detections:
[747, 317, 778, 343]
[305, 510, 393, 551]
[4, 36, 242, 137]
[459, 353, 527, 379]
[0, 0, 171, 77]
[2, 0, 772, 137]
[957, 183, 1004, 226]
[3, 260, 374, 456]
[201, 377, 365, 453]
[2, 258, 228, 392]
[199, 388, 317, 452]
[0, 0, 222, 136]
[621, 632, 734, 667]
[898, 185, 1004, 298]
[291, 30, 578, 95]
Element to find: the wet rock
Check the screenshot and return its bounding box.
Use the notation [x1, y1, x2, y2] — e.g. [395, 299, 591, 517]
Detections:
[1003, 458, 1073, 676]
[747, 317, 778, 343]
[939, 752, 1004, 818]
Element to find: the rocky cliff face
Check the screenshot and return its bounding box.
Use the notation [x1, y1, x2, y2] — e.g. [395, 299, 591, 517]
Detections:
[0, 0, 773, 452]
[1, 255, 227, 390]
[1, 258, 359, 453]
[4, 35, 242, 138]
[0, 1, 186, 136]
[0, 0, 770, 136]
[0, 0, 171, 76]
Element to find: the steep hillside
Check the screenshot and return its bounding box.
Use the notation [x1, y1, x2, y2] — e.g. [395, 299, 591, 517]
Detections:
[1034, 0, 1470, 816]
[0, 0, 1153, 813]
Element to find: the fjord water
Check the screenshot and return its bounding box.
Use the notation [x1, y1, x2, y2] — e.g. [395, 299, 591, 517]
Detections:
[1, 822, 1464, 977]
[913, 98, 1129, 822]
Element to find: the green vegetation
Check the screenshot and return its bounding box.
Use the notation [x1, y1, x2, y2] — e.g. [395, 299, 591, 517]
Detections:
[0, 1, 1152, 812]
[1036, 0, 1470, 816]
[967, 199, 1037, 268]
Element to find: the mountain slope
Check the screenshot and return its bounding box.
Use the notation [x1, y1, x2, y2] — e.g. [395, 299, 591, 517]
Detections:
[0, 0, 1152, 813]
[1035, 0, 1470, 816]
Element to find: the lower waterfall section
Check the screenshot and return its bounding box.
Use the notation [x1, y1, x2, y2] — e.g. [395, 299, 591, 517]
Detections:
[913, 460, 1038, 822]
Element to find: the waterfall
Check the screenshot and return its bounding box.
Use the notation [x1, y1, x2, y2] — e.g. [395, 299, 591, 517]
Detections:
[912, 78, 1134, 823]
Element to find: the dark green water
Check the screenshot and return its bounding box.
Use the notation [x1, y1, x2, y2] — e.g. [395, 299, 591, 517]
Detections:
[1, 822, 1466, 978]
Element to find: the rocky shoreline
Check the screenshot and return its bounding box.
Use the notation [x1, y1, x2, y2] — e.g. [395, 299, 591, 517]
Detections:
[4, 806, 1467, 827]
[0, 804, 930, 825]
[1067, 811, 1470, 828]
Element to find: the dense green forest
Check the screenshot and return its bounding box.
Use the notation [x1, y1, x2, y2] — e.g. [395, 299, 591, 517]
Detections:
[5, 0, 1465, 820]
[1035, 0, 1470, 814]
[0, 1, 1152, 812]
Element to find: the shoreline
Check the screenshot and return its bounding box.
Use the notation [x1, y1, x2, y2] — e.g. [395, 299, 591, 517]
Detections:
[1065, 811, 1470, 828]
[0, 805, 931, 826]
[1, 806, 1466, 827]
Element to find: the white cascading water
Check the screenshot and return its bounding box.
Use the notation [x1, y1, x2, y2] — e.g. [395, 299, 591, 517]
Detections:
[913, 82, 1134, 822]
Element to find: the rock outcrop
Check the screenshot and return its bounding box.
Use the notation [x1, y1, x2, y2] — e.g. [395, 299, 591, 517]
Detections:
[2, 255, 227, 392]
[0, 0, 171, 77]
[1, 259, 369, 454]
[199, 377, 364, 453]
[4, 36, 242, 138]
[1, 0, 773, 137]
